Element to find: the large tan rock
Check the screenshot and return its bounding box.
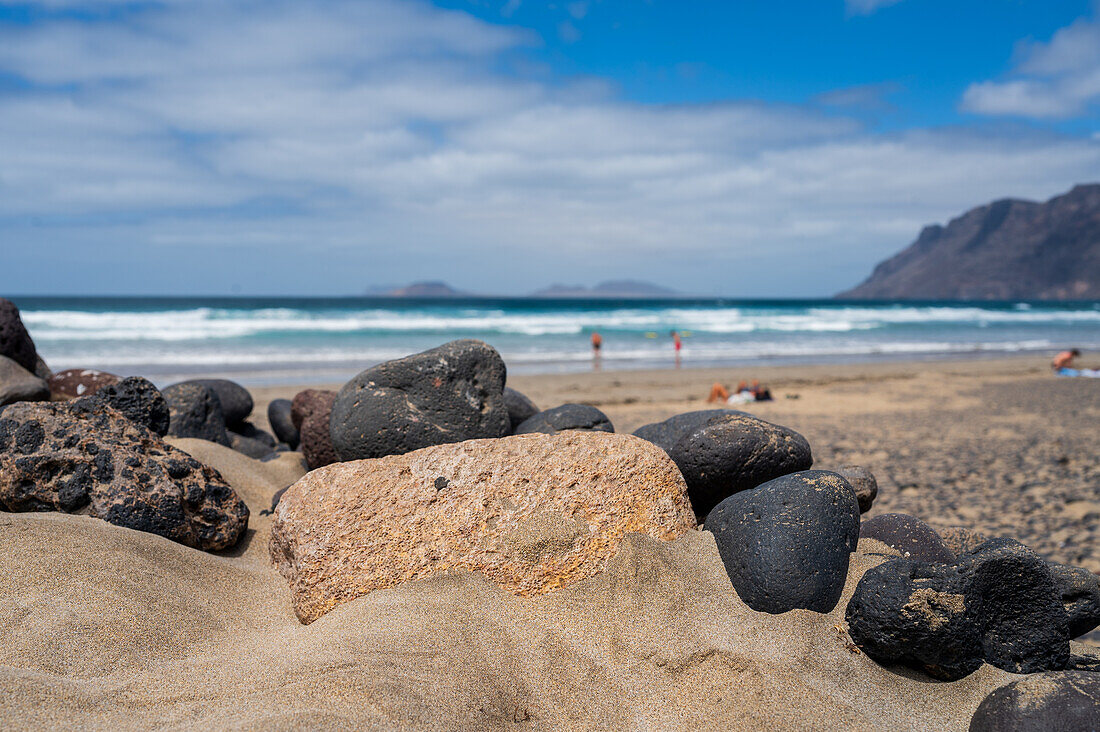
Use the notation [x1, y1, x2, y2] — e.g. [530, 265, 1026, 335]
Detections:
[271, 431, 696, 623]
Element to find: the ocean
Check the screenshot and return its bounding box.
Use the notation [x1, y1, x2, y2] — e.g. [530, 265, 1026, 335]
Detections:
[15, 296, 1100, 386]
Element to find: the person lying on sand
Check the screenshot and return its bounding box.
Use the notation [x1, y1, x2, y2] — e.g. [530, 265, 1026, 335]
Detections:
[1052, 349, 1081, 371]
[707, 380, 773, 404]
[1052, 348, 1100, 377]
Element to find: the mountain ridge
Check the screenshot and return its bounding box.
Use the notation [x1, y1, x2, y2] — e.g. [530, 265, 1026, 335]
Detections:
[838, 184, 1100, 300]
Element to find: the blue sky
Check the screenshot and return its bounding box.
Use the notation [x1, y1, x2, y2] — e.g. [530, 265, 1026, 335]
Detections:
[1, 0, 1099, 296]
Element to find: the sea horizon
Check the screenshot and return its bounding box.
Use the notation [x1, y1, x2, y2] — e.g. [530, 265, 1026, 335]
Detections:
[12, 294, 1100, 387]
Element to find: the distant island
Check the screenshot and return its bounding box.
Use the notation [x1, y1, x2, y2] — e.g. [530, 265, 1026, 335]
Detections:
[364, 279, 681, 299]
[529, 280, 680, 298]
[838, 183, 1100, 300]
[364, 281, 470, 298]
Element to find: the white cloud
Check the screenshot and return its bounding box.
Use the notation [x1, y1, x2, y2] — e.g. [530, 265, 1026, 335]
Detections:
[845, 0, 905, 17]
[0, 0, 1097, 296]
[961, 9, 1100, 118]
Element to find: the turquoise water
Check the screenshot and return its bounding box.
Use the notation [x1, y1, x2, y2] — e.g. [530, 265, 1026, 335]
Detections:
[13, 296, 1100, 385]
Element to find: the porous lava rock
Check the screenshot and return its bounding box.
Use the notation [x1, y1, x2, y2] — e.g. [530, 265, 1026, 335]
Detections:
[291, 389, 337, 470]
[267, 398, 299, 449]
[0, 298, 39, 373]
[860, 513, 955, 564]
[329, 339, 509, 462]
[1046, 561, 1100, 639]
[848, 537, 1072, 680]
[187, 379, 254, 428]
[0, 398, 248, 551]
[270, 431, 695, 623]
[704, 470, 859, 614]
[503, 387, 539, 432]
[0, 355, 49, 407]
[846, 558, 982, 681]
[635, 409, 812, 519]
[47, 369, 120, 401]
[957, 538, 1070, 674]
[513, 403, 614, 435]
[163, 382, 231, 446]
[969, 671, 1100, 731]
[87, 376, 170, 436]
[831, 465, 878, 513]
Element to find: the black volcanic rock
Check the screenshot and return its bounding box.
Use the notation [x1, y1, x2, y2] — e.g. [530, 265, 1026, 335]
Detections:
[0, 298, 39, 373]
[163, 382, 231, 446]
[705, 470, 859, 614]
[970, 671, 1100, 731]
[514, 404, 613, 435]
[839, 183, 1100, 300]
[957, 538, 1070, 674]
[634, 410, 813, 519]
[267, 398, 299, 449]
[329, 340, 509, 461]
[502, 387, 539, 432]
[846, 559, 982, 681]
[861, 513, 955, 564]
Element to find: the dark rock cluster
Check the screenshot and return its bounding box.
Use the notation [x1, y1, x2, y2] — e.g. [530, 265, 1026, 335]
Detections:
[0, 394, 248, 551]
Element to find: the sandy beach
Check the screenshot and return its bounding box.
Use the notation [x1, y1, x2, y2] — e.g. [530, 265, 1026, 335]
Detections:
[3, 353, 1098, 729]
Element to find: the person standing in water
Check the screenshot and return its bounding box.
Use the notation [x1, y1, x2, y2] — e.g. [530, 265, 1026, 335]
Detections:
[671, 330, 682, 368]
[591, 331, 603, 371]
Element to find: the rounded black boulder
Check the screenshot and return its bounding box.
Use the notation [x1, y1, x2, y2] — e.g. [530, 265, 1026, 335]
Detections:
[0, 298, 39, 373]
[503, 387, 539, 432]
[330, 339, 510, 461]
[860, 513, 955, 564]
[162, 382, 231, 446]
[85, 376, 170, 436]
[184, 379, 253, 428]
[831, 465, 878, 513]
[267, 398, 299, 449]
[846, 558, 982, 681]
[636, 409, 813, 519]
[704, 470, 859, 614]
[513, 403, 613, 435]
[970, 671, 1100, 732]
[957, 538, 1070, 674]
[1047, 561, 1100, 639]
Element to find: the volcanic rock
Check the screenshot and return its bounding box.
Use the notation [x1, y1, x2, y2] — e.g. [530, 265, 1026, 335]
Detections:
[0, 298, 39, 373]
[291, 389, 337, 471]
[270, 431, 695, 623]
[969, 671, 1100, 731]
[1046, 561, 1100, 638]
[704, 470, 859, 614]
[187, 379, 253, 428]
[860, 513, 955, 564]
[0, 355, 49, 407]
[267, 398, 299, 449]
[0, 398, 248, 551]
[957, 538, 1070, 674]
[846, 558, 982, 681]
[329, 339, 509, 462]
[831, 465, 878, 513]
[513, 403, 614, 435]
[636, 409, 813, 519]
[86, 376, 170, 436]
[163, 382, 231, 446]
[503, 387, 539, 432]
[47, 369, 120, 401]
